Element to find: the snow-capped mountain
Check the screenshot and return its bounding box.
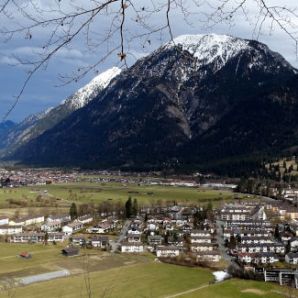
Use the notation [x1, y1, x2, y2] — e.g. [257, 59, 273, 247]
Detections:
[62, 67, 121, 109]
[8, 34, 298, 175]
[0, 67, 121, 156]
[167, 34, 249, 70]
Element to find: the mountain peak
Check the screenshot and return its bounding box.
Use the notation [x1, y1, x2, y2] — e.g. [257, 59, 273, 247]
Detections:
[166, 34, 249, 69]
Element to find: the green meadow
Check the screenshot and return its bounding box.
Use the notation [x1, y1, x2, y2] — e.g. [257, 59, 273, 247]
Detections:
[0, 181, 239, 212]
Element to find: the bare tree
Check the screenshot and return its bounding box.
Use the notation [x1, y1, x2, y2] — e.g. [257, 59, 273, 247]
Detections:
[1, 0, 298, 118]
[83, 254, 92, 298]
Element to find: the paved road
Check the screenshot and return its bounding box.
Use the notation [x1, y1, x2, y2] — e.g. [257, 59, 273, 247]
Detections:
[216, 219, 242, 272]
[216, 220, 231, 263]
[110, 219, 131, 252]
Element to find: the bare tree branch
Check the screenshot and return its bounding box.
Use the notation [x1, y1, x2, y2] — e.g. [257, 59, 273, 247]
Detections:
[1, 0, 298, 119]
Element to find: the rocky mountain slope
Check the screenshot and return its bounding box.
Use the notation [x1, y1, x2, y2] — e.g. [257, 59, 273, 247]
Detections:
[0, 67, 121, 156]
[10, 34, 298, 175]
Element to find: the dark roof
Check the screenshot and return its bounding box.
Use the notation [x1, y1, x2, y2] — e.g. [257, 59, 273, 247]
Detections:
[286, 252, 298, 258]
[91, 236, 109, 241]
[62, 246, 79, 255]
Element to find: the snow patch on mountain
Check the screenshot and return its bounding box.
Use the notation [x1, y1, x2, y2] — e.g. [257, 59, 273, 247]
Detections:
[63, 67, 121, 109]
[167, 34, 249, 70]
[0, 67, 121, 155]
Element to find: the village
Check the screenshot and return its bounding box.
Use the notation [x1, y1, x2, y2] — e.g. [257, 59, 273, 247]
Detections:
[1, 189, 298, 289]
[3, 167, 298, 293]
[0, 167, 238, 189]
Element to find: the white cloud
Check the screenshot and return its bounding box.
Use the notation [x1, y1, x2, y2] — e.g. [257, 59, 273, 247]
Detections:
[0, 56, 19, 65]
[10, 46, 84, 59]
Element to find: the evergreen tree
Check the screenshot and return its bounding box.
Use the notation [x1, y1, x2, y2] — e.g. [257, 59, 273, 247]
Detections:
[164, 231, 169, 244]
[193, 211, 200, 228]
[132, 198, 138, 216]
[69, 202, 78, 220]
[125, 197, 132, 218]
[229, 235, 237, 249]
[274, 225, 280, 240]
[44, 232, 48, 245]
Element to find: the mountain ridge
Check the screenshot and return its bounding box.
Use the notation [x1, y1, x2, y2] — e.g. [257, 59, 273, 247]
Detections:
[0, 67, 121, 156]
[7, 34, 298, 175]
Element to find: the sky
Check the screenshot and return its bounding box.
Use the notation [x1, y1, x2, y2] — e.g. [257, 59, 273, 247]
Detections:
[1, 0, 298, 122]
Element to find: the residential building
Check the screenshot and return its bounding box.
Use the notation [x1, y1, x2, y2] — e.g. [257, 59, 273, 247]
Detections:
[285, 252, 298, 264]
[41, 220, 61, 232]
[78, 215, 93, 225]
[62, 220, 83, 235]
[90, 236, 109, 248]
[156, 246, 180, 258]
[0, 216, 9, 226]
[47, 232, 67, 243]
[121, 242, 144, 253]
[10, 232, 45, 243]
[196, 251, 221, 262]
[0, 225, 22, 235]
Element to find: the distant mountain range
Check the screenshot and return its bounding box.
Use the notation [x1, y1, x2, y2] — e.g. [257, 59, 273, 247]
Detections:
[3, 34, 298, 175]
[0, 67, 121, 157]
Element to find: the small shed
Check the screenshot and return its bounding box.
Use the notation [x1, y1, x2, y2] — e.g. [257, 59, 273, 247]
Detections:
[62, 246, 79, 257]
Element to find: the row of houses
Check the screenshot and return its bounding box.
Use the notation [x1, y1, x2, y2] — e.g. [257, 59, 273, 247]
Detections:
[41, 214, 93, 235]
[238, 252, 279, 264]
[0, 213, 94, 235]
[223, 229, 271, 240]
[190, 230, 221, 262]
[237, 243, 285, 254]
[71, 235, 109, 248]
[220, 204, 267, 221]
[86, 219, 118, 234]
[10, 232, 67, 243]
[220, 203, 283, 266]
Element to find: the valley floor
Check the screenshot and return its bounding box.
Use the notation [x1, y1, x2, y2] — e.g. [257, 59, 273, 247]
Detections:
[0, 178, 290, 297]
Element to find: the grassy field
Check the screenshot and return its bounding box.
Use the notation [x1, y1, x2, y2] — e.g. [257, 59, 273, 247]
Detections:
[0, 259, 295, 298]
[0, 182, 239, 212]
[0, 243, 152, 279]
[181, 278, 296, 298]
[0, 243, 296, 298]
[0, 262, 213, 298]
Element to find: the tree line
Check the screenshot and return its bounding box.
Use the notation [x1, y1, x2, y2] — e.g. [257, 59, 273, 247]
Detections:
[68, 196, 139, 220]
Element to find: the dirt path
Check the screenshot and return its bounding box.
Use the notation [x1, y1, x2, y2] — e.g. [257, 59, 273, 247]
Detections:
[163, 284, 209, 298]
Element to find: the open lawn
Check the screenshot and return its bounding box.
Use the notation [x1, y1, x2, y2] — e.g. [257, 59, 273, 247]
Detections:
[0, 262, 213, 298]
[0, 243, 152, 280]
[180, 278, 297, 298]
[0, 182, 240, 210]
[0, 260, 296, 298]
[0, 244, 295, 298]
